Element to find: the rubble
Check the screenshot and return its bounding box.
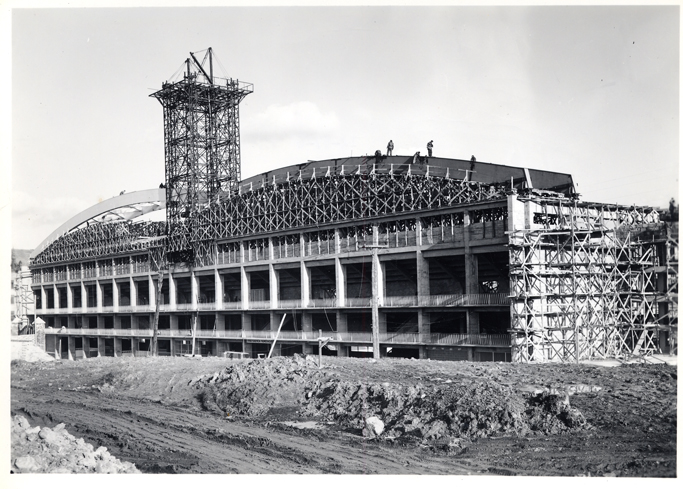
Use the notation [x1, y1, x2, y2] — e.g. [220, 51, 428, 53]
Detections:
[11, 415, 140, 474]
[193, 356, 591, 444]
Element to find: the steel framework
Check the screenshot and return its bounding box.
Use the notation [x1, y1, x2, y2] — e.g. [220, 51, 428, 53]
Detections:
[508, 194, 663, 362]
[150, 48, 253, 260]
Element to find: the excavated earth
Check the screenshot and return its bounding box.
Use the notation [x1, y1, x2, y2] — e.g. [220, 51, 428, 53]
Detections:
[10, 355, 677, 476]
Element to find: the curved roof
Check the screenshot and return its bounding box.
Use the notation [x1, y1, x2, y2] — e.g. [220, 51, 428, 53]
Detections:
[237, 155, 575, 195]
[30, 188, 165, 260]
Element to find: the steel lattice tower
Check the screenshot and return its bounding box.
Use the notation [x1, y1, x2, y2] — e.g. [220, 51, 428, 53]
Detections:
[151, 48, 253, 261]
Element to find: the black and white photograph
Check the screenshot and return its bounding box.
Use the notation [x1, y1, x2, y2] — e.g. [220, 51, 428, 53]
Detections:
[4, 0, 679, 480]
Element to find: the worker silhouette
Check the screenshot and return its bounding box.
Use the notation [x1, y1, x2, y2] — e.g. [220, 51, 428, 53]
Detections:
[387, 140, 394, 156]
[427, 140, 433, 157]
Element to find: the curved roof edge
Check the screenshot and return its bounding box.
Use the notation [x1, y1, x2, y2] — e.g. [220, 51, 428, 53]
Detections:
[30, 189, 166, 261]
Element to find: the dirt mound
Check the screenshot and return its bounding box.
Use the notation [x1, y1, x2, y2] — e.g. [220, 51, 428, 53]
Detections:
[11, 415, 140, 473]
[300, 379, 587, 443]
[11, 342, 55, 363]
[194, 356, 588, 444]
[192, 354, 324, 417]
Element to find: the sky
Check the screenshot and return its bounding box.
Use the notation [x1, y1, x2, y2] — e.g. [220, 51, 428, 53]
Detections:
[7, 3, 680, 250]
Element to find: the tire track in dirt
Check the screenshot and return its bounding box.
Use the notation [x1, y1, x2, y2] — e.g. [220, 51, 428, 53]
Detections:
[11, 387, 476, 474]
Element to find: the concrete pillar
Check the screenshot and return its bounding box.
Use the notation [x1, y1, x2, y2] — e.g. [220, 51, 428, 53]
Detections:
[336, 311, 348, 333]
[464, 211, 480, 336]
[415, 217, 423, 247]
[378, 312, 387, 334]
[270, 311, 279, 331]
[336, 345, 350, 357]
[269, 264, 279, 309]
[241, 312, 251, 331]
[96, 281, 103, 312]
[241, 267, 250, 310]
[66, 283, 73, 312]
[112, 278, 119, 312]
[148, 275, 155, 308]
[302, 312, 313, 333]
[467, 311, 480, 335]
[416, 250, 429, 300]
[335, 258, 346, 307]
[242, 341, 253, 357]
[129, 277, 136, 309]
[40, 286, 47, 313]
[301, 262, 311, 307]
[169, 272, 177, 307]
[215, 313, 225, 332]
[191, 271, 198, 309]
[53, 286, 59, 312]
[215, 269, 223, 309]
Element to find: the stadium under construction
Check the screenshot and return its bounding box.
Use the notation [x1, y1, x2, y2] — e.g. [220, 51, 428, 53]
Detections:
[28, 49, 678, 363]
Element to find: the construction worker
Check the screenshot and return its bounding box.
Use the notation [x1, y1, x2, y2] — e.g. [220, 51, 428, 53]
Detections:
[387, 140, 394, 156]
[427, 140, 434, 157]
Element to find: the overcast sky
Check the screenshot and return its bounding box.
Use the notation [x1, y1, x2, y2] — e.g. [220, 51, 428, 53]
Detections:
[9, 4, 679, 250]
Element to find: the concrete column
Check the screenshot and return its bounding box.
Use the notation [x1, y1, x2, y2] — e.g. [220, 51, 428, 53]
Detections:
[242, 341, 253, 357]
[467, 311, 480, 335]
[302, 313, 313, 333]
[241, 267, 250, 310]
[80, 282, 87, 310]
[334, 228, 341, 254]
[378, 312, 387, 334]
[269, 265, 279, 309]
[416, 250, 429, 299]
[191, 271, 198, 309]
[335, 258, 346, 307]
[40, 286, 46, 313]
[215, 313, 225, 332]
[415, 217, 423, 246]
[268, 237, 275, 261]
[66, 283, 73, 312]
[418, 309, 430, 339]
[241, 312, 251, 331]
[465, 254, 479, 295]
[112, 279, 119, 312]
[301, 262, 311, 307]
[148, 275, 155, 308]
[129, 277, 136, 309]
[169, 272, 177, 307]
[336, 311, 347, 332]
[215, 269, 223, 309]
[270, 311, 279, 331]
[96, 281, 103, 312]
[336, 345, 350, 357]
[53, 286, 59, 312]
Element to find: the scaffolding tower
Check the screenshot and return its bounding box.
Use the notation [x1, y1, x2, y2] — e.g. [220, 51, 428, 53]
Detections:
[151, 48, 253, 262]
[508, 192, 665, 362]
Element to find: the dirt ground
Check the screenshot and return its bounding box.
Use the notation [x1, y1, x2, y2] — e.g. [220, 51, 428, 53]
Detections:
[10, 354, 677, 476]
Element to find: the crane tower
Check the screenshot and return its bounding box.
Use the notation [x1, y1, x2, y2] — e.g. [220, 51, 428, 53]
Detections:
[151, 48, 253, 262]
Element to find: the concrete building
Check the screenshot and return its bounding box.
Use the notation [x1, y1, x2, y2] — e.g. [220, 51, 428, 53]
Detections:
[28, 49, 676, 362]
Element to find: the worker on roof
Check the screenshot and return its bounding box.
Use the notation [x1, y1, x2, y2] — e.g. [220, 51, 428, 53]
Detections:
[427, 140, 434, 157]
[387, 140, 394, 156]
